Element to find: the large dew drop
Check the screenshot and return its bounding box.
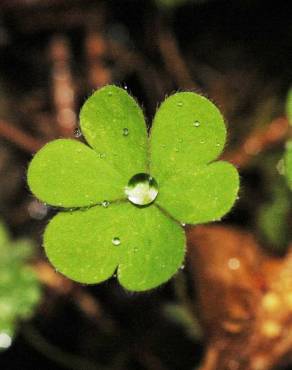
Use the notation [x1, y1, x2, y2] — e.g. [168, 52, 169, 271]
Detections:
[125, 173, 158, 206]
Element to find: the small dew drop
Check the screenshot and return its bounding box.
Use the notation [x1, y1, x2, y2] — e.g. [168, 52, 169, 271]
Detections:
[99, 153, 106, 159]
[193, 120, 200, 127]
[102, 200, 110, 208]
[108, 91, 113, 97]
[200, 140, 205, 144]
[28, 200, 48, 220]
[177, 102, 183, 107]
[124, 84, 128, 90]
[112, 237, 121, 246]
[181, 223, 186, 227]
[123, 128, 129, 136]
[73, 127, 82, 138]
[180, 265, 185, 270]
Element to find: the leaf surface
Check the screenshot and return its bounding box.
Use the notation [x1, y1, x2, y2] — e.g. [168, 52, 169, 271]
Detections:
[80, 85, 148, 182]
[150, 92, 226, 183]
[27, 139, 125, 207]
[44, 203, 185, 291]
[156, 161, 239, 224]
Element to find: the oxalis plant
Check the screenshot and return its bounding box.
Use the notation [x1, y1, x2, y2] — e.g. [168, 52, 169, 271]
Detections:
[27, 85, 239, 291]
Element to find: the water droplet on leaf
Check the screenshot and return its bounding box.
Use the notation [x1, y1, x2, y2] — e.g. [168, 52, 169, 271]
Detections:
[125, 173, 158, 206]
[123, 128, 129, 136]
[177, 102, 183, 107]
[74, 128, 82, 138]
[112, 237, 121, 246]
[193, 120, 200, 127]
[99, 153, 106, 159]
[102, 200, 109, 208]
[108, 91, 113, 97]
[28, 200, 48, 220]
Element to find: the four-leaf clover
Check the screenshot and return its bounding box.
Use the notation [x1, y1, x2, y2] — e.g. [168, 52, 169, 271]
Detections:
[27, 85, 239, 291]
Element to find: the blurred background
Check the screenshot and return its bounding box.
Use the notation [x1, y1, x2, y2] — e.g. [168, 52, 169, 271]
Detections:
[0, 1, 292, 369]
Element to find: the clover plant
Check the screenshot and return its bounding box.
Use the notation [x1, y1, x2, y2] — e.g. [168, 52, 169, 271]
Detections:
[27, 85, 239, 291]
[0, 223, 41, 349]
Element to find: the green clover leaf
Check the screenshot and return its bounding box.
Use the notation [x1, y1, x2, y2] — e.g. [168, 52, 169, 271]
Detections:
[27, 85, 239, 291]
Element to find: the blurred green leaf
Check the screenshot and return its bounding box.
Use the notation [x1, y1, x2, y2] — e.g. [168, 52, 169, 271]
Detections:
[284, 141, 292, 190]
[0, 223, 41, 349]
[163, 303, 202, 340]
[0, 223, 9, 247]
[258, 178, 291, 250]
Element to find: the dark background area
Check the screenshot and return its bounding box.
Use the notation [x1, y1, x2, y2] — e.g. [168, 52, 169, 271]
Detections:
[0, 1, 291, 369]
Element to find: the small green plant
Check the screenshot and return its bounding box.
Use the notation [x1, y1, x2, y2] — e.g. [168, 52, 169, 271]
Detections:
[27, 85, 239, 291]
[258, 88, 292, 251]
[0, 223, 41, 349]
[259, 184, 291, 248]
